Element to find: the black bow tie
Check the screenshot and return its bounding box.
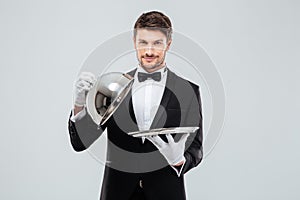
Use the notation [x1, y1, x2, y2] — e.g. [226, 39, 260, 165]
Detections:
[137, 72, 161, 82]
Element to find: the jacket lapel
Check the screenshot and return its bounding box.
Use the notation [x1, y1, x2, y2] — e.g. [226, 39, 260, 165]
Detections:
[126, 69, 138, 125]
[124, 67, 177, 130]
[150, 69, 176, 129]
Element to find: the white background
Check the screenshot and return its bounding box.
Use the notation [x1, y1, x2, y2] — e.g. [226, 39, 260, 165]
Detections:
[0, 0, 299, 199]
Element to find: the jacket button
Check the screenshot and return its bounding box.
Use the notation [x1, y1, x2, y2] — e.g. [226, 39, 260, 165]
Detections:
[139, 180, 143, 188]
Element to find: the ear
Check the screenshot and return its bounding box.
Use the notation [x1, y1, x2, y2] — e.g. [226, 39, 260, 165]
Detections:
[165, 39, 172, 51]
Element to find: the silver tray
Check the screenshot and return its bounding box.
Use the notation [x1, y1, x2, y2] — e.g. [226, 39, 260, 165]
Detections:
[128, 127, 199, 137]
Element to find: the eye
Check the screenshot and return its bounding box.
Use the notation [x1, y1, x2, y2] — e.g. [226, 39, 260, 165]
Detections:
[139, 41, 147, 45]
[154, 41, 162, 45]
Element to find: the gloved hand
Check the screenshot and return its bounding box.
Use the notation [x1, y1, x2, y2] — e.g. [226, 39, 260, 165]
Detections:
[146, 133, 189, 166]
[73, 72, 97, 107]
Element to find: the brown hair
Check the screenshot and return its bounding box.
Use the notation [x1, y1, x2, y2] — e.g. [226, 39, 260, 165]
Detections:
[133, 11, 173, 41]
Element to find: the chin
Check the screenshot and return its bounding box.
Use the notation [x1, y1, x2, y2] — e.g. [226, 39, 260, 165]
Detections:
[142, 64, 158, 71]
[139, 59, 164, 71]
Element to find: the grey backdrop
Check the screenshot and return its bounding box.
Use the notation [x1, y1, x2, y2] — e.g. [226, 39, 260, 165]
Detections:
[1, 0, 299, 199]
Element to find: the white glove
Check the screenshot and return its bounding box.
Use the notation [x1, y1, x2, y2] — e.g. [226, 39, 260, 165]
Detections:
[146, 133, 189, 166]
[73, 72, 97, 107]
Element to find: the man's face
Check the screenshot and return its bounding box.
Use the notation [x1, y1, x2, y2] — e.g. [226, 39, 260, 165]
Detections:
[134, 29, 171, 73]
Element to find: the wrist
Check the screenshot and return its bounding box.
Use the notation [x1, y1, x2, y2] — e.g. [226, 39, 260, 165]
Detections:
[170, 155, 185, 166]
[173, 160, 184, 166]
[74, 105, 84, 115]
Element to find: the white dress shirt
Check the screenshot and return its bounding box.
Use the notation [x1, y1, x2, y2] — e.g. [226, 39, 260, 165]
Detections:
[132, 64, 168, 143]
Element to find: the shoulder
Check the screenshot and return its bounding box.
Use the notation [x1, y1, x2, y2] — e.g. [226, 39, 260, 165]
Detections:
[168, 69, 200, 93]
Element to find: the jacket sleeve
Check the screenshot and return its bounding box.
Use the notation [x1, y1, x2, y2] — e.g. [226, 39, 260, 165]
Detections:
[181, 86, 203, 174]
[67, 108, 107, 152]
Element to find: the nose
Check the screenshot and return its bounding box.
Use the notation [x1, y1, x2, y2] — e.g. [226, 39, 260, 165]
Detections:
[145, 45, 154, 56]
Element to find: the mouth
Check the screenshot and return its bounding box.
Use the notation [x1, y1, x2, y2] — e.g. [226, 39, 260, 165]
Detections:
[143, 56, 156, 62]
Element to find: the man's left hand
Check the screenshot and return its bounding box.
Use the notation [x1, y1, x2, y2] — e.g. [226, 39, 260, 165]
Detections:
[146, 133, 189, 166]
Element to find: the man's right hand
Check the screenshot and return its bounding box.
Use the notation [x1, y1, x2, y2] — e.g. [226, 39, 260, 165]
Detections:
[73, 72, 97, 113]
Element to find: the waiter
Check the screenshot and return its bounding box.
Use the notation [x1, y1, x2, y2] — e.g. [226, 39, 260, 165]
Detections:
[68, 11, 203, 200]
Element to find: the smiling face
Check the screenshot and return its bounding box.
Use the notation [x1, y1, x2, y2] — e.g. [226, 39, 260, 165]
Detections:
[134, 28, 172, 73]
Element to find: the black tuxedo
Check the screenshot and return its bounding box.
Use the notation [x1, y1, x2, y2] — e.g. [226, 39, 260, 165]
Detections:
[68, 68, 203, 200]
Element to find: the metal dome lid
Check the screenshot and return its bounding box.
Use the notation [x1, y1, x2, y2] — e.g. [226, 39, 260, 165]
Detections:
[86, 72, 134, 126]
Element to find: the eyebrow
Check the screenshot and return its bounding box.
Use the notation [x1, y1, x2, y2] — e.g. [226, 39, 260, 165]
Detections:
[138, 39, 164, 42]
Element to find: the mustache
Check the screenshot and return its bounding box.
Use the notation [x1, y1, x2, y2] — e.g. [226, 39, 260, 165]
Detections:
[142, 55, 158, 58]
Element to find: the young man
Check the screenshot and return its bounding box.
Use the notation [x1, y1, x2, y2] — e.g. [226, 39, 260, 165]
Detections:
[68, 11, 203, 200]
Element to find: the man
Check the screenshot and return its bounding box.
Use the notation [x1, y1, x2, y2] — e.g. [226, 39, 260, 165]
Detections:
[68, 11, 203, 200]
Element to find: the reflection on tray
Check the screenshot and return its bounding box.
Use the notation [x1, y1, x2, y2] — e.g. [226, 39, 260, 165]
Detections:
[128, 127, 199, 137]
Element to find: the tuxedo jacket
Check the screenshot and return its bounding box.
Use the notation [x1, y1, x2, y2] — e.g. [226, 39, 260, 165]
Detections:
[68, 68, 203, 200]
